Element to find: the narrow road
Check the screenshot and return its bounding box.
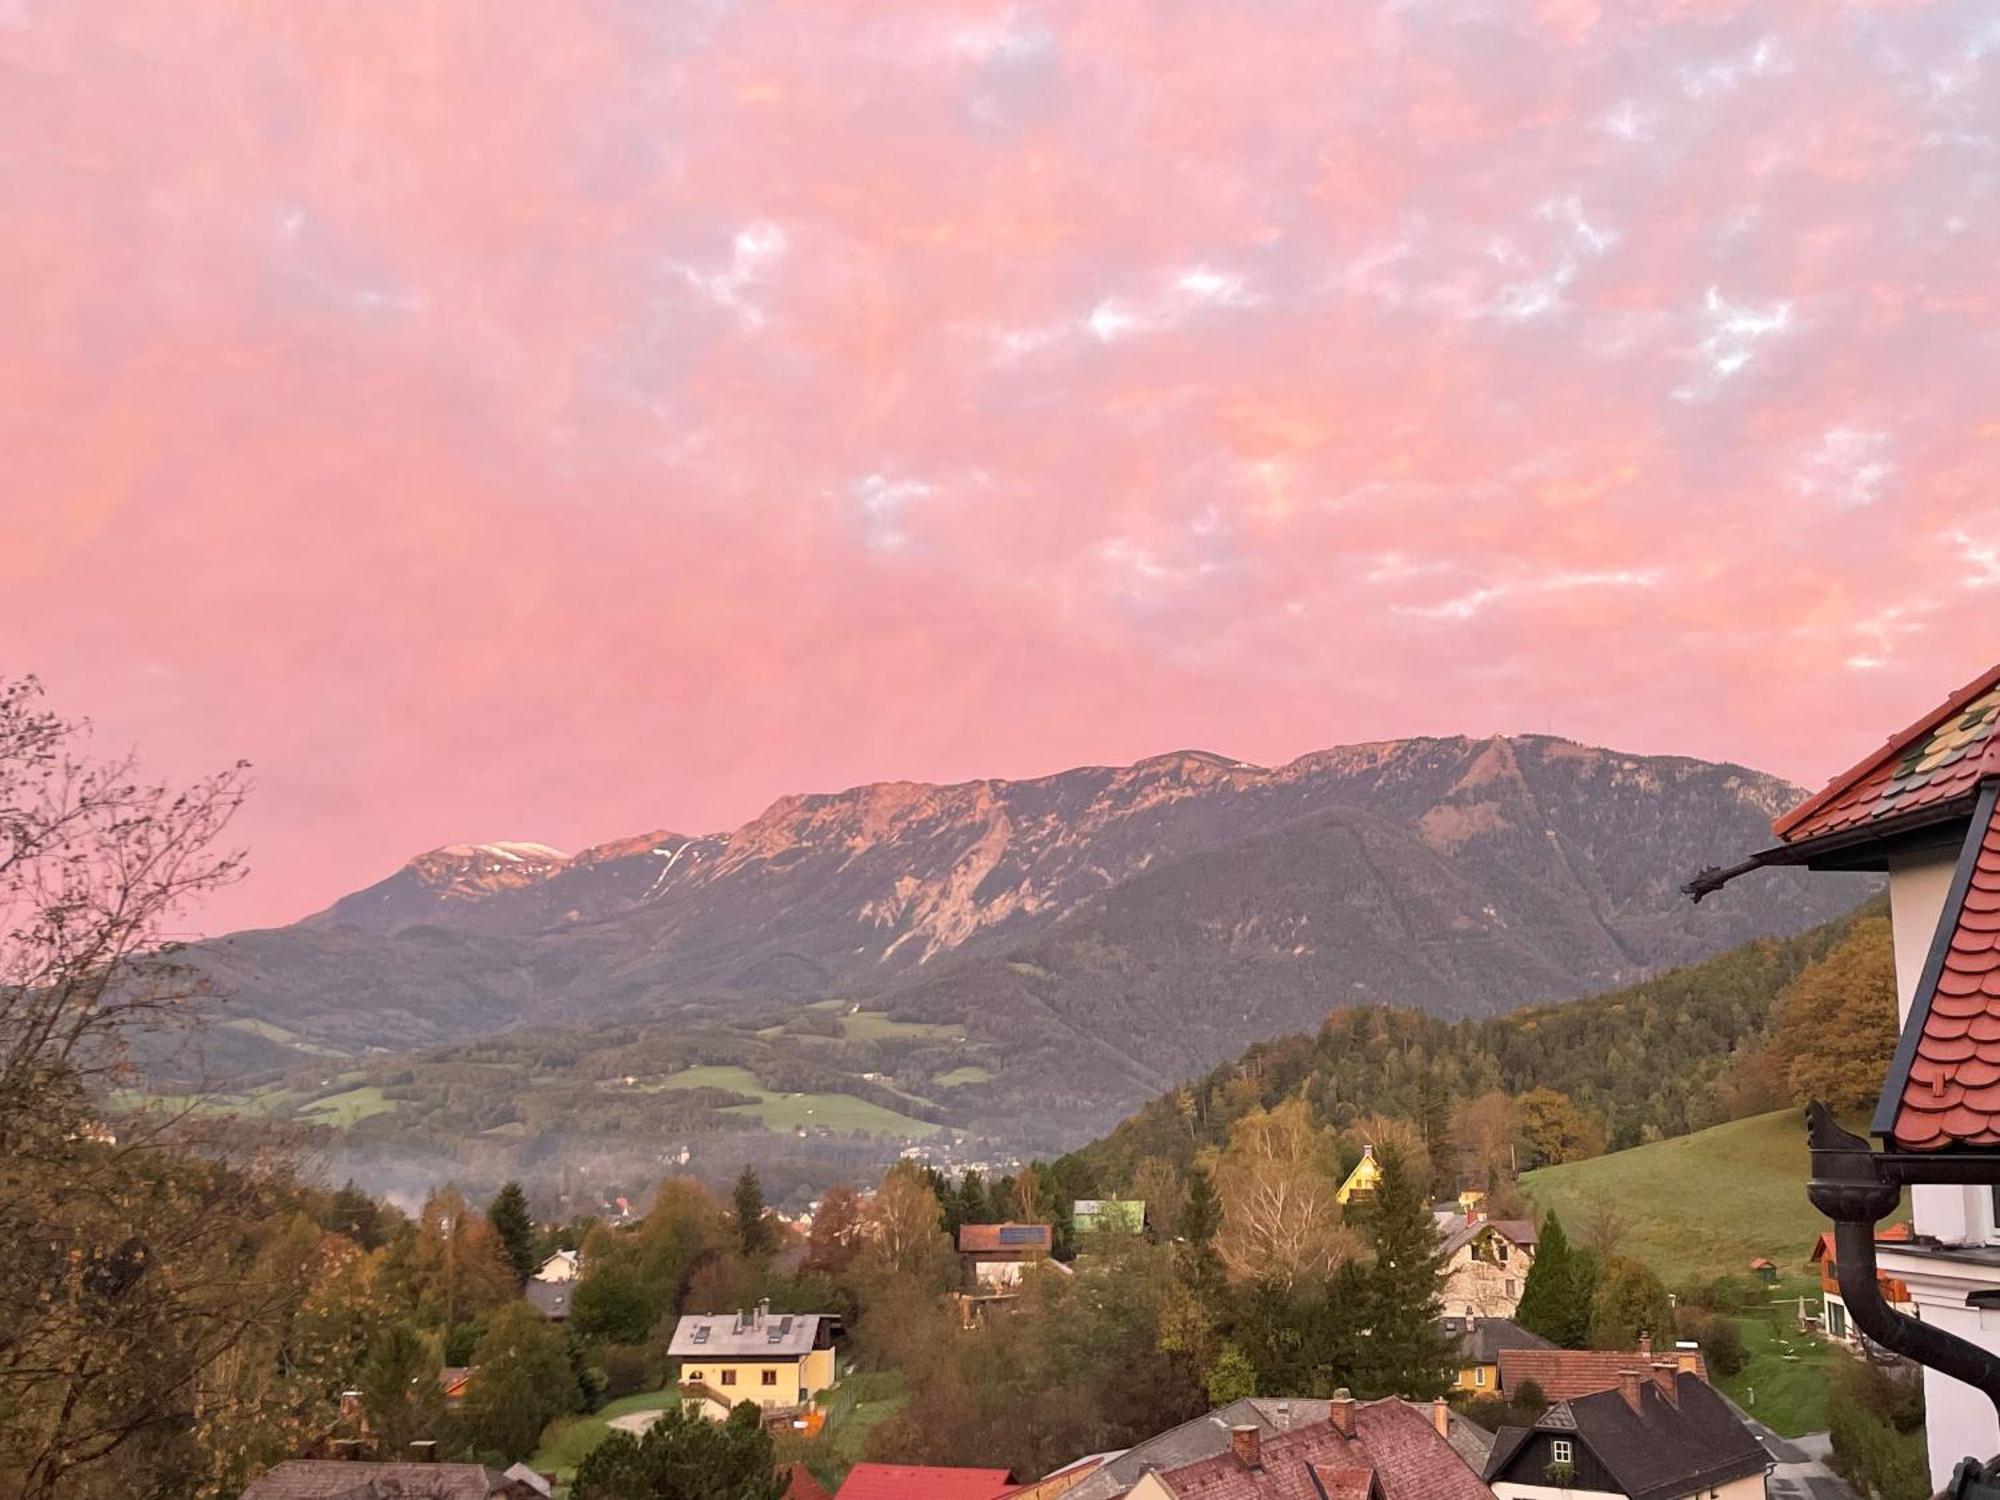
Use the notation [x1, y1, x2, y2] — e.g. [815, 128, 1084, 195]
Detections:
[1728, 1405, 1854, 1500]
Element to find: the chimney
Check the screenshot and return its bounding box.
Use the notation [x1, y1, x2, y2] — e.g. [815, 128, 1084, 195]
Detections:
[1432, 1396, 1451, 1438]
[1329, 1389, 1356, 1438]
[1652, 1362, 1679, 1406]
[409, 1440, 438, 1464]
[1229, 1425, 1262, 1470]
[758, 1297, 772, 1327]
[1617, 1369, 1644, 1414]
[1636, 1331, 1652, 1358]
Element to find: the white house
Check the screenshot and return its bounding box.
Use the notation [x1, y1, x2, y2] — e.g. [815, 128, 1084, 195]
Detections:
[1696, 663, 2000, 1490]
[533, 1250, 580, 1283]
[1437, 1207, 1537, 1319]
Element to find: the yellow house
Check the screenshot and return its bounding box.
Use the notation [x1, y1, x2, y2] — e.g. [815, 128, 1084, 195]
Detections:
[668, 1303, 838, 1423]
[1440, 1314, 1554, 1395]
[1333, 1144, 1381, 1205]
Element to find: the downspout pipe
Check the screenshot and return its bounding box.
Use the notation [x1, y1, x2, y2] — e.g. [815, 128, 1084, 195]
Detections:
[1806, 1103, 2000, 1430]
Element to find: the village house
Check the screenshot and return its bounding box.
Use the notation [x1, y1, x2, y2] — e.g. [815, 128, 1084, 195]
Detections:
[958, 1221, 1055, 1288]
[1436, 1203, 1538, 1319]
[532, 1249, 579, 1283]
[1494, 1337, 1706, 1402]
[1122, 1391, 1494, 1500]
[1807, 1225, 1912, 1344]
[1484, 1367, 1768, 1500]
[523, 1277, 570, 1322]
[1689, 661, 2000, 1488]
[1441, 1315, 1555, 1396]
[666, 1302, 838, 1423]
[1073, 1199, 1145, 1236]
[1053, 1396, 1494, 1500]
[1335, 1144, 1382, 1205]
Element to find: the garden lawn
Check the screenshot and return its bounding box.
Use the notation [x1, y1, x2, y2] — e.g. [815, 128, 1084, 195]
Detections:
[776, 1370, 907, 1491]
[1521, 1109, 1906, 1285]
[296, 1085, 395, 1127]
[529, 1387, 681, 1486]
[1711, 1301, 1848, 1438]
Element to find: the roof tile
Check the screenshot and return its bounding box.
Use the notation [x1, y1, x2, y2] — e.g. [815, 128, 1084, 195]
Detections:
[1775, 669, 2000, 844]
[1893, 801, 2000, 1148]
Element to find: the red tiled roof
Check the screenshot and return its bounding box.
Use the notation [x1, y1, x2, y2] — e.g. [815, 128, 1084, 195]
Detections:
[1888, 795, 2000, 1149]
[1774, 664, 2000, 844]
[1144, 1400, 1491, 1500]
[835, 1463, 1014, 1500]
[1496, 1346, 1706, 1401]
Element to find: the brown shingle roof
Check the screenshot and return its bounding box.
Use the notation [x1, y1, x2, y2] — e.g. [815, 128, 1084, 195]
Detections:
[238, 1461, 533, 1499]
[1885, 791, 2000, 1148]
[1774, 664, 2000, 845]
[958, 1223, 1052, 1255]
[1495, 1346, 1705, 1401]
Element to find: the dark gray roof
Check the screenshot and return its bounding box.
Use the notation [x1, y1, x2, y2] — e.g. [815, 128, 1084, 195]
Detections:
[667, 1309, 826, 1359]
[238, 1460, 535, 1499]
[1403, 1400, 1495, 1472]
[1484, 1376, 1767, 1500]
[1440, 1316, 1555, 1365]
[523, 1280, 570, 1320]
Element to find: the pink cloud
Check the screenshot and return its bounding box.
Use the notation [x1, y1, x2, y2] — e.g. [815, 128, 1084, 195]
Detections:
[4, 0, 1998, 932]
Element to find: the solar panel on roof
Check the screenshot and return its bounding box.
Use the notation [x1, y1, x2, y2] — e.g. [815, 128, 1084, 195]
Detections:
[691, 1327, 710, 1344]
[998, 1225, 1043, 1245]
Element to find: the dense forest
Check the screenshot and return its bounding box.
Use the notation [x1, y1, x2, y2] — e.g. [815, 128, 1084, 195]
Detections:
[1080, 897, 1884, 1186]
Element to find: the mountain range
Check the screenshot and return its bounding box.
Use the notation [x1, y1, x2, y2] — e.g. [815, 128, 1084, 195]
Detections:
[182, 733, 1870, 1144]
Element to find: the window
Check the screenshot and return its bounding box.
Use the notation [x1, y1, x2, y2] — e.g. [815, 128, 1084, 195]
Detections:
[1505, 1278, 1517, 1297]
[1474, 1367, 1486, 1387]
[762, 1369, 778, 1386]
[686, 1370, 703, 1383]
[1497, 1243, 1509, 1264]
[1551, 1440, 1572, 1464]
[721, 1370, 736, 1386]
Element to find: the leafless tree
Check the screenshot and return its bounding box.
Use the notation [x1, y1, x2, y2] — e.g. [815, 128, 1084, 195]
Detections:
[0, 677, 289, 1499]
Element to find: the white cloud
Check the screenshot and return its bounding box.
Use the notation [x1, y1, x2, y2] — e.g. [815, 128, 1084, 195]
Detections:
[1680, 36, 1789, 101]
[1399, 569, 1663, 621]
[1489, 196, 1618, 324]
[673, 221, 788, 328]
[1794, 427, 1895, 510]
[851, 472, 932, 552]
[1951, 531, 2000, 588]
[1674, 287, 1795, 399]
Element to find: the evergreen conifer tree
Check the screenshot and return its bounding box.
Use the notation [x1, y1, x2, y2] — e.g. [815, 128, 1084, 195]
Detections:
[1515, 1210, 1592, 1348]
[488, 1181, 538, 1283]
[731, 1167, 775, 1260]
[1352, 1149, 1454, 1398]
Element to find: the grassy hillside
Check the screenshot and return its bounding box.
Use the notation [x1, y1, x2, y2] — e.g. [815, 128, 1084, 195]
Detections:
[1520, 1108, 1905, 1285]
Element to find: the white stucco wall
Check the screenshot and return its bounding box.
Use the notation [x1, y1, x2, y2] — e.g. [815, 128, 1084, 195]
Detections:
[1883, 849, 2000, 1489]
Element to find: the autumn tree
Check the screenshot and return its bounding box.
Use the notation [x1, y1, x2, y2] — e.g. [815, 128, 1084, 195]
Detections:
[1455, 1090, 1523, 1186]
[865, 1163, 955, 1281]
[1768, 916, 1900, 1113]
[804, 1183, 865, 1276]
[1517, 1089, 1606, 1167]
[1588, 1257, 1675, 1353]
[1213, 1099, 1357, 1287]
[1129, 1156, 1188, 1240]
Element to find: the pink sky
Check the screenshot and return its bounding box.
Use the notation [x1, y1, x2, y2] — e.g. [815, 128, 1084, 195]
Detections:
[6, 0, 1999, 934]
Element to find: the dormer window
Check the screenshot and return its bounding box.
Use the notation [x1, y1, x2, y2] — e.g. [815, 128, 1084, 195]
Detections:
[1551, 1439, 1572, 1465]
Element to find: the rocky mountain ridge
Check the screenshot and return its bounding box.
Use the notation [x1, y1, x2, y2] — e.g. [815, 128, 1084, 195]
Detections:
[191, 733, 1868, 1106]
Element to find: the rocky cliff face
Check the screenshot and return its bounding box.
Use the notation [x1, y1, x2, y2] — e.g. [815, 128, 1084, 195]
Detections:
[204, 735, 1869, 1067]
